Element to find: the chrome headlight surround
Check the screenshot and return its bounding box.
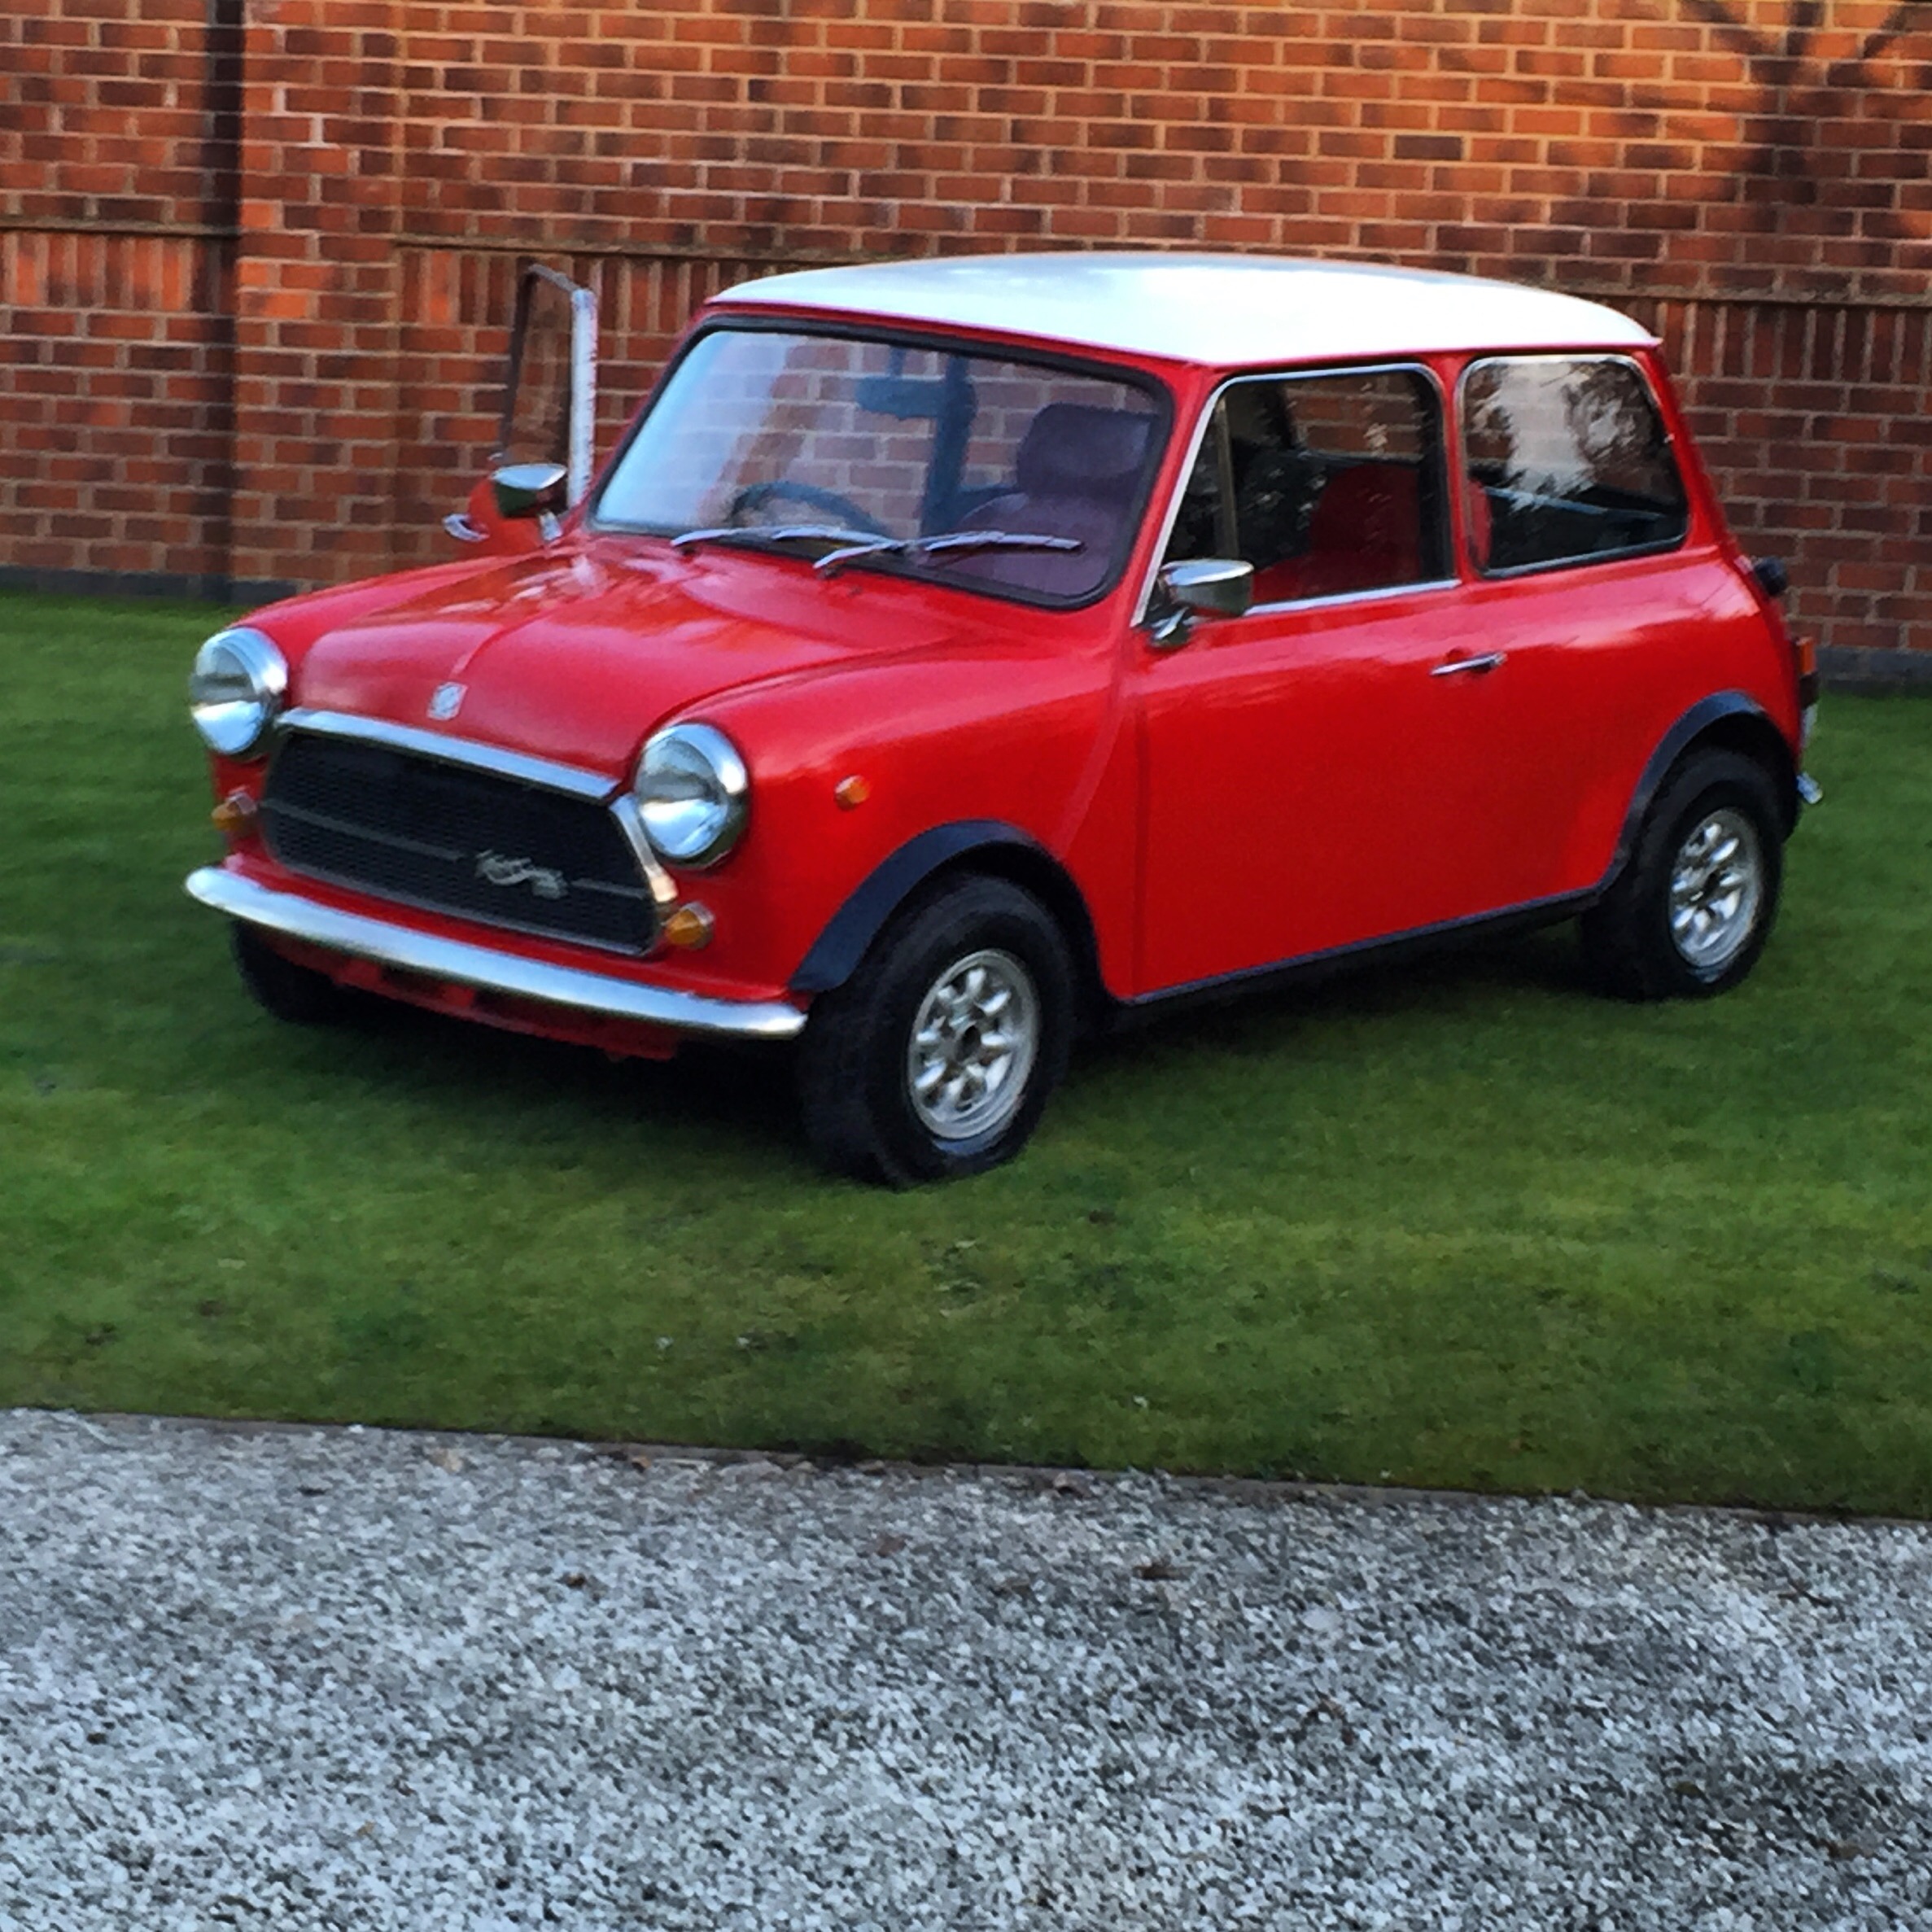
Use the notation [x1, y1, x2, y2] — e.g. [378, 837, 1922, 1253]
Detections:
[635, 723, 749, 868]
[189, 627, 287, 758]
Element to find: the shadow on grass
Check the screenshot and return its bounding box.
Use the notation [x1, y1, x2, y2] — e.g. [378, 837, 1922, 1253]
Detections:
[1086, 918, 1590, 1068]
[313, 914, 1593, 1169]
[304, 993, 814, 1167]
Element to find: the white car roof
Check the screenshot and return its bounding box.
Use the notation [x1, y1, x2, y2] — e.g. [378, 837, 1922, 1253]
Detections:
[715, 251, 1654, 367]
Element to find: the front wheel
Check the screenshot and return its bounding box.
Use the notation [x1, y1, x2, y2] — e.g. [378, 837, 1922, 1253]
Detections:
[1580, 750, 1785, 1000]
[797, 876, 1073, 1185]
[230, 921, 361, 1025]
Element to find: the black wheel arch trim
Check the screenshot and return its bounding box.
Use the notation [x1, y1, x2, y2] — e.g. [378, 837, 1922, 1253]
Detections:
[1606, 692, 1795, 885]
[791, 820, 1076, 994]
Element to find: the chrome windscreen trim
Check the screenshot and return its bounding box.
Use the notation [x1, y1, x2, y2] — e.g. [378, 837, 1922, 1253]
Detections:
[186, 867, 806, 1042]
[279, 710, 619, 802]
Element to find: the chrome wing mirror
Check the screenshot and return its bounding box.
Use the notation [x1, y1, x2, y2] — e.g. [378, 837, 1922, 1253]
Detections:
[1147, 557, 1254, 648]
[447, 262, 599, 548]
[492, 460, 568, 528]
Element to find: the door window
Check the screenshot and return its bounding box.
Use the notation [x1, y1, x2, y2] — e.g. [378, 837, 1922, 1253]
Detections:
[1164, 367, 1450, 604]
[1460, 356, 1688, 574]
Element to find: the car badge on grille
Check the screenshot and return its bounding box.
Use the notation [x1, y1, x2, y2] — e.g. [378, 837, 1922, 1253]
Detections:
[428, 681, 466, 721]
[475, 850, 568, 900]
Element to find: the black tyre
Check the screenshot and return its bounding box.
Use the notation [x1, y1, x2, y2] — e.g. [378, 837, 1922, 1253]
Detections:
[230, 921, 360, 1025]
[797, 876, 1074, 1185]
[1580, 750, 1784, 1000]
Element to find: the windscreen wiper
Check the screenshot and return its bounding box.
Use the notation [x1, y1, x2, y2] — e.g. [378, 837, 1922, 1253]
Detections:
[814, 530, 1084, 577]
[670, 523, 884, 556]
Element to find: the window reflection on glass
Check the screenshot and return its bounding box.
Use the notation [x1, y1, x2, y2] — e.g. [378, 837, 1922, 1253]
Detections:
[596, 330, 1162, 604]
[1165, 368, 1448, 604]
[1461, 357, 1688, 573]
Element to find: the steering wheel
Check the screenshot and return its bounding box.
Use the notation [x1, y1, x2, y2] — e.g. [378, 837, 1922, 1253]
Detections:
[726, 479, 889, 537]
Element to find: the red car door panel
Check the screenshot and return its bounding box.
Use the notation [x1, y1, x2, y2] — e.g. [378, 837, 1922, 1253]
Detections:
[1134, 580, 1502, 994]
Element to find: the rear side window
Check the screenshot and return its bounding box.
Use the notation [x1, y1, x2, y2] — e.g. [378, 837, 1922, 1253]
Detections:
[1164, 366, 1449, 605]
[1461, 356, 1688, 574]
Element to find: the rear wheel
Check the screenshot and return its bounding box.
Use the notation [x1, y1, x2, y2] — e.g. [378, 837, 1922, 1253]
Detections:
[230, 922, 359, 1025]
[797, 876, 1073, 1185]
[1580, 750, 1783, 1000]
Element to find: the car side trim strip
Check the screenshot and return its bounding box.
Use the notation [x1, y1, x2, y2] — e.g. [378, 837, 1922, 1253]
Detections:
[186, 867, 806, 1041]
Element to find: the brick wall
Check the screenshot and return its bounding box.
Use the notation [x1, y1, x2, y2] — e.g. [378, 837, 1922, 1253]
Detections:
[1, 0, 240, 592]
[3, 0, 1927, 657]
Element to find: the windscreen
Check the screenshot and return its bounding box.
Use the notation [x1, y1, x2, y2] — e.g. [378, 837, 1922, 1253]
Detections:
[594, 329, 1164, 602]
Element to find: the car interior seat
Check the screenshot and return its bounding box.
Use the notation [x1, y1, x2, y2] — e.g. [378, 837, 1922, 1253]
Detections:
[1251, 463, 1423, 604]
[945, 402, 1154, 597]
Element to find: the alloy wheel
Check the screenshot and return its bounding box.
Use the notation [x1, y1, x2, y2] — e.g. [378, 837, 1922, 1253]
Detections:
[904, 947, 1040, 1142]
[1668, 806, 1764, 973]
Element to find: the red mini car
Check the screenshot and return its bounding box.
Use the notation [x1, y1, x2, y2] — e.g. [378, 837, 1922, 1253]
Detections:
[186, 253, 1817, 1182]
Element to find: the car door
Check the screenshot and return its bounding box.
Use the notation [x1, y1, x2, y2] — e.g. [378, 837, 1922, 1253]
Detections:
[1134, 363, 1502, 995]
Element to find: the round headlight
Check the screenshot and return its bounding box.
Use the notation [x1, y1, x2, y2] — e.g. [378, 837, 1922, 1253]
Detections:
[189, 627, 287, 758]
[636, 723, 749, 868]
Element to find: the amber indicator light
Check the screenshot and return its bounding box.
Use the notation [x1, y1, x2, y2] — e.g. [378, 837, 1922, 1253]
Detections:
[834, 775, 871, 810]
[211, 790, 258, 836]
[662, 903, 715, 950]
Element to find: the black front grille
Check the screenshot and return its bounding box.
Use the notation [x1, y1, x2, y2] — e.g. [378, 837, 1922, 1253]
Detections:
[261, 732, 653, 953]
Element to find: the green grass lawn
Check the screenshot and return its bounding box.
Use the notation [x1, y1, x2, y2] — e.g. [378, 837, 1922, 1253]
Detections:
[4, 587, 1931, 1511]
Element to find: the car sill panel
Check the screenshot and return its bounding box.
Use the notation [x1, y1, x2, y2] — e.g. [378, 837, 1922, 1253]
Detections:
[186, 866, 806, 1041]
[1125, 885, 1598, 1012]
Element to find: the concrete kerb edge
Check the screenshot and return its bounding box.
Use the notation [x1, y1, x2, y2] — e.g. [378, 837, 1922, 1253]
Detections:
[1818, 644, 1932, 693]
[0, 564, 297, 607]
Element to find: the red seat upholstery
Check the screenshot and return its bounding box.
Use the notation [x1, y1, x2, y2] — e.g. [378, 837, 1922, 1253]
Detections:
[947, 403, 1152, 597]
[1464, 478, 1493, 570]
[1250, 464, 1422, 604]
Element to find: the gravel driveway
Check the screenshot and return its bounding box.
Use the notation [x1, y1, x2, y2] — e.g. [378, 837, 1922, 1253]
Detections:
[2, 1407, 1930, 1930]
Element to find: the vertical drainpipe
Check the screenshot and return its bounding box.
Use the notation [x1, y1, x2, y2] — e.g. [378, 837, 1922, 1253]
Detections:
[201, 0, 245, 603]
[383, 0, 409, 570]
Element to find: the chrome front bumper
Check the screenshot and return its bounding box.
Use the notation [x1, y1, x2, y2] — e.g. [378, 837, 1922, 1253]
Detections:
[186, 867, 806, 1042]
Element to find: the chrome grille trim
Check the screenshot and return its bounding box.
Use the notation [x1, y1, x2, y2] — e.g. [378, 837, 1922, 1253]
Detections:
[273, 708, 678, 928]
[611, 793, 682, 911]
[280, 708, 619, 802]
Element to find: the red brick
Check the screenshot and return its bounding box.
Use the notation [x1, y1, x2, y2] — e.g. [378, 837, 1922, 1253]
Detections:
[2, 0, 1927, 653]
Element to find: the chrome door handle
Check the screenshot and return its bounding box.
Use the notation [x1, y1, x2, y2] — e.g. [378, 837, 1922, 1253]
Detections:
[444, 512, 486, 544]
[1431, 651, 1506, 677]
